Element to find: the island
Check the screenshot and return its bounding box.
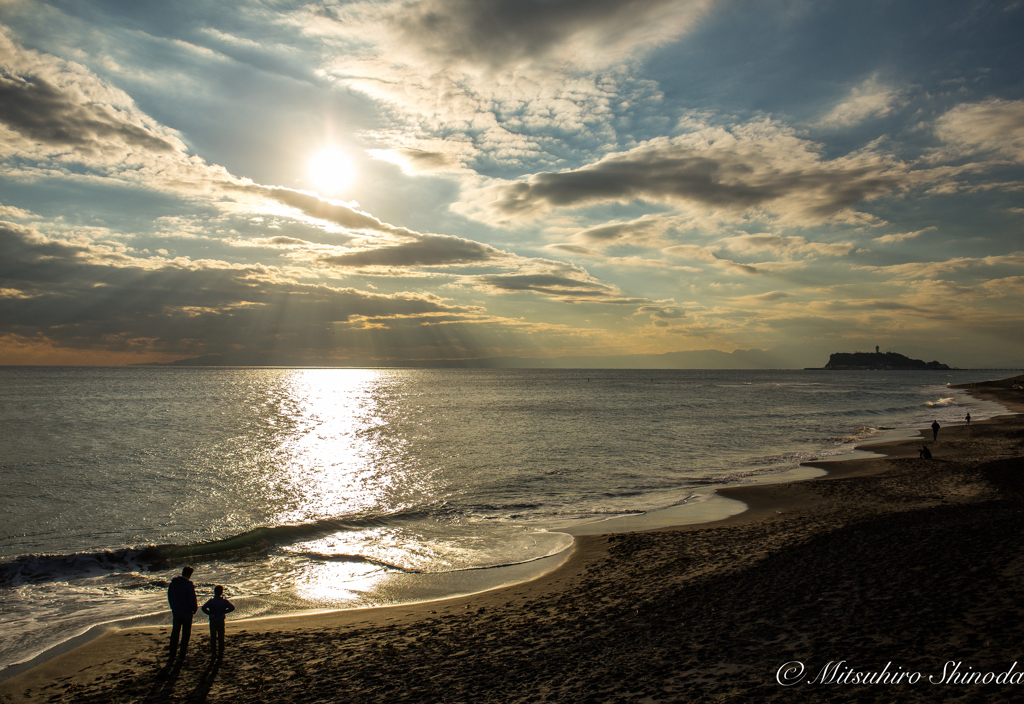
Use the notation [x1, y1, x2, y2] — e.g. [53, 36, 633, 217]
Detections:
[809, 347, 951, 371]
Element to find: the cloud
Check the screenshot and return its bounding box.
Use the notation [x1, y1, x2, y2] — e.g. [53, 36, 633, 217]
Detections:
[387, 0, 713, 73]
[746, 291, 792, 302]
[933, 98, 1024, 163]
[720, 233, 855, 259]
[473, 121, 906, 225]
[816, 76, 905, 129]
[0, 31, 478, 247]
[248, 186, 396, 234]
[857, 252, 1024, 279]
[546, 243, 596, 256]
[636, 304, 685, 327]
[320, 234, 507, 268]
[822, 298, 937, 315]
[0, 28, 187, 162]
[0, 72, 179, 154]
[571, 216, 669, 248]
[259, 236, 311, 247]
[0, 220, 495, 359]
[0, 29, 407, 249]
[469, 259, 641, 303]
[313, 0, 712, 175]
[0, 30, 653, 317]
[368, 148, 467, 174]
[872, 226, 936, 244]
[663, 243, 759, 274]
[0, 202, 36, 219]
[638, 304, 685, 318]
[980, 276, 1024, 296]
[0, 27, 270, 216]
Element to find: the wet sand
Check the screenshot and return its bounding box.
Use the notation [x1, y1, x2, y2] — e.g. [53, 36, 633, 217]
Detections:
[2, 375, 1023, 703]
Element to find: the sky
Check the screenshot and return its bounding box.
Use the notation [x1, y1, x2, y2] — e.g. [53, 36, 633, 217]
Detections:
[0, 0, 1022, 368]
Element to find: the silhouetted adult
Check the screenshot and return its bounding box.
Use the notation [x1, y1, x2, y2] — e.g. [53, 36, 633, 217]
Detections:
[965, 412, 971, 425]
[931, 420, 940, 441]
[167, 566, 198, 662]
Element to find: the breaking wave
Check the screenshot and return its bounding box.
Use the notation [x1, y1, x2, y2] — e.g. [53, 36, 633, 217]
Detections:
[0, 510, 432, 587]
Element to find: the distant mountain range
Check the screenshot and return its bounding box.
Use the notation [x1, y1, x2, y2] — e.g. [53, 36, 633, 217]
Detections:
[138, 347, 806, 370]
[136, 347, 972, 371]
[816, 351, 951, 371]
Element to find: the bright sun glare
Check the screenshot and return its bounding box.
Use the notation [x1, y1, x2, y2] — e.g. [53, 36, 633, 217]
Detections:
[309, 149, 353, 194]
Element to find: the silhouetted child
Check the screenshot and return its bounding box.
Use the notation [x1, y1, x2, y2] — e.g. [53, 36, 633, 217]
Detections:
[919, 445, 932, 460]
[201, 585, 235, 660]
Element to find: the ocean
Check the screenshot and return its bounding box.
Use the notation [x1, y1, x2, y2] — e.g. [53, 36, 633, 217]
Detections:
[0, 367, 1010, 673]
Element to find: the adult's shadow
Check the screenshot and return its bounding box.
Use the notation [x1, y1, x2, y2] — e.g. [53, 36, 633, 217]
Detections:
[188, 658, 221, 702]
[145, 659, 183, 702]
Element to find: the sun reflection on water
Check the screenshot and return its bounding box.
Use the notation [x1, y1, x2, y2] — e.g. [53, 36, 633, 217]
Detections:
[273, 368, 394, 523]
[229, 369, 571, 606]
[265, 369, 434, 601]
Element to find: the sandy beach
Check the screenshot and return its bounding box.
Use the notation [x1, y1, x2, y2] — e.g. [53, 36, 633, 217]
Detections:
[2, 374, 1023, 703]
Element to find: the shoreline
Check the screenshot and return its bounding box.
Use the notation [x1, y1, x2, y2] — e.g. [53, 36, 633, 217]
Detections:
[2, 375, 1022, 702]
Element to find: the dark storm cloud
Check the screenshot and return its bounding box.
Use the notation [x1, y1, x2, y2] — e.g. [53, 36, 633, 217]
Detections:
[0, 222, 475, 356]
[0, 68, 179, 154]
[393, 0, 705, 70]
[486, 136, 902, 221]
[320, 234, 505, 268]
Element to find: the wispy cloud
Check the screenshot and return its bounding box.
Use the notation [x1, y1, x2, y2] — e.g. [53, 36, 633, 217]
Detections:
[933, 99, 1024, 163]
[816, 76, 905, 129]
[720, 233, 856, 259]
[872, 226, 936, 244]
[663, 243, 759, 274]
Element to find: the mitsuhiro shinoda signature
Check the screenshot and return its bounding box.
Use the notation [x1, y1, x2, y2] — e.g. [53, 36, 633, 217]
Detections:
[776, 660, 1024, 686]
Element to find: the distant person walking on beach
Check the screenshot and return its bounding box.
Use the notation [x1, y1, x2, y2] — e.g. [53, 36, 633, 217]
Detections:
[167, 566, 198, 662]
[201, 585, 235, 661]
[965, 412, 971, 425]
[931, 420, 940, 441]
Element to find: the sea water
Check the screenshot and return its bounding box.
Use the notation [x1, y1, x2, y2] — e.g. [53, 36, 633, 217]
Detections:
[0, 367, 1010, 672]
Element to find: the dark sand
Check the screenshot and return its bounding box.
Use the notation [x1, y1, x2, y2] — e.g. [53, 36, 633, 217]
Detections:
[2, 375, 1023, 703]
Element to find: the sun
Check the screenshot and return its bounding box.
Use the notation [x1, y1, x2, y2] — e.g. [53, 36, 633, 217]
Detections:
[308, 149, 354, 195]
